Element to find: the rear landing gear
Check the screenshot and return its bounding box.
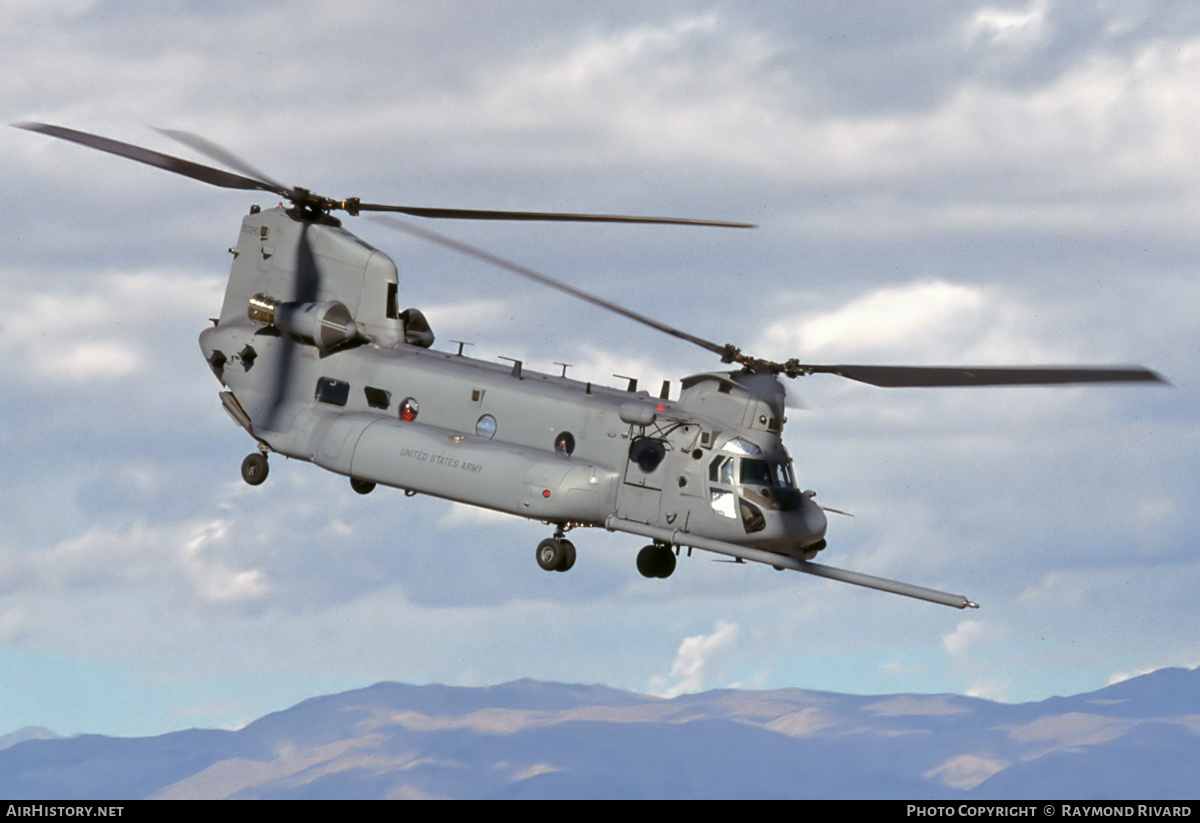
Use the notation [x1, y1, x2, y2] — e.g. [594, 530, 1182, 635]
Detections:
[637, 544, 676, 579]
[536, 537, 576, 572]
[241, 452, 268, 486]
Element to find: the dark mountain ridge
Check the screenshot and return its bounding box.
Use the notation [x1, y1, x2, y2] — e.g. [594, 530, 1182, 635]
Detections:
[2, 667, 1196, 799]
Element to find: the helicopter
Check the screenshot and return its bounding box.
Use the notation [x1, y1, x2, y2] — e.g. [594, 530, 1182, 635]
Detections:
[15, 122, 1166, 610]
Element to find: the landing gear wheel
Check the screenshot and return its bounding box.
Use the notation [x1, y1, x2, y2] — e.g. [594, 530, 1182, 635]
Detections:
[656, 547, 676, 578]
[350, 477, 376, 495]
[536, 538, 576, 572]
[637, 544, 676, 579]
[241, 453, 268, 486]
[637, 545, 657, 578]
[537, 538, 565, 572]
[557, 539, 576, 572]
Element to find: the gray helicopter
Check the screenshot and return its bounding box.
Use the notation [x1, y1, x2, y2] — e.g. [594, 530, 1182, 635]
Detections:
[16, 122, 1165, 609]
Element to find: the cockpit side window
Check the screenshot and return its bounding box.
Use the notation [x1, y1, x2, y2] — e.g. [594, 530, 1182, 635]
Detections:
[709, 455, 735, 485]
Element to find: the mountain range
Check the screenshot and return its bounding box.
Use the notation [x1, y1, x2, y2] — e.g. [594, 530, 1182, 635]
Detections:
[2, 667, 1197, 799]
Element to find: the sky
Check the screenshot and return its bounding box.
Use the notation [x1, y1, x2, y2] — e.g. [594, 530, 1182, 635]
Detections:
[1, 0, 1197, 738]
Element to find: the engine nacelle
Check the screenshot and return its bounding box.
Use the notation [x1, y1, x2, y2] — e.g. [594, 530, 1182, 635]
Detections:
[248, 293, 359, 351]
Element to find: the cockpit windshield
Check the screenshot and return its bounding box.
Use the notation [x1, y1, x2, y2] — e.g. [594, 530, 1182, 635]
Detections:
[708, 453, 801, 525]
[739, 457, 796, 489]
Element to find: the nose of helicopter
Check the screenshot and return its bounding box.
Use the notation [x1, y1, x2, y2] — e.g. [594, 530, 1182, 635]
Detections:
[753, 493, 827, 553]
[799, 493, 828, 546]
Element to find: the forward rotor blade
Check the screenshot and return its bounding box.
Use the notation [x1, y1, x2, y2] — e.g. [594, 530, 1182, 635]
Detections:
[156, 128, 291, 197]
[375, 217, 732, 357]
[798, 364, 1166, 387]
[13, 122, 281, 194]
[359, 202, 754, 228]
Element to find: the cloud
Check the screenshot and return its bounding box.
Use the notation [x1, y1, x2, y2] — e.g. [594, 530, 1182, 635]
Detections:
[436, 502, 517, 530]
[651, 620, 739, 698]
[966, 0, 1052, 51]
[942, 619, 1006, 660]
[0, 269, 222, 384]
[761, 280, 991, 360]
[180, 521, 270, 604]
[0, 517, 269, 608]
[753, 278, 1085, 379]
[421, 298, 520, 338]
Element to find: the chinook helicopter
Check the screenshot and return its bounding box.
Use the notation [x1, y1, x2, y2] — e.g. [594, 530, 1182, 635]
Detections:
[16, 122, 1165, 610]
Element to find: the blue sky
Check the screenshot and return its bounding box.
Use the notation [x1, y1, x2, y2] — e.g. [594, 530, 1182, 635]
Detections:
[1, 0, 1197, 737]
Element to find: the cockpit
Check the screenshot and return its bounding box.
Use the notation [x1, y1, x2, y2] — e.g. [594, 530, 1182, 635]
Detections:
[708, 454, 797, 490]
[707, 437, 801, 533]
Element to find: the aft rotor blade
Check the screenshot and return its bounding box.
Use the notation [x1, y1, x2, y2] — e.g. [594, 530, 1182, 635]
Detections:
[358, 202, 754, 228]
[156, 128, 291, 197]
[13, 122, 281, 194]
[797, 364, 1166, 387]
[375, 217, 733, 357]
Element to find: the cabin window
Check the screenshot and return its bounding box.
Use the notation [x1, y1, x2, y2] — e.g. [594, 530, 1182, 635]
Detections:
[364, 386, 391, 409]
[554, 431, 575, 456]
[315, 377, 350, 406]
[476, 414, 497, 439]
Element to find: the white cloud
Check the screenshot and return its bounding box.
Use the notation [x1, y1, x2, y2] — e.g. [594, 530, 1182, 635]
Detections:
[181, 521, 270, 604]
[650, 620, 739, 698]
[0, 270, 222, 383]
[3, 517, 269, 607]
[421, 298, 520, 338]
[966, 0, 1052, 51]
[756, 279, 1062, 365]
[942, 619, 1006, 659]
[437, 502, 517, 530]
[762, 280, 987, 359]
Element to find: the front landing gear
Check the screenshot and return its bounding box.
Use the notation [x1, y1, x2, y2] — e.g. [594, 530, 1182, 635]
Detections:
[241, 452, 268, 486]
[350, 477, 376, 495]
[637, 544, 676, 579]
[536, 538, 576, 572]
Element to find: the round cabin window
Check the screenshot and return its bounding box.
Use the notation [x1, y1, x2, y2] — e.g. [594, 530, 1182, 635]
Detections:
[554, 431, 575, 456]
[476, 414, 497, 439]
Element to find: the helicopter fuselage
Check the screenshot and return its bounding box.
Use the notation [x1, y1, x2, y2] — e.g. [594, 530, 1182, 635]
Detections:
[20, 120, 1161, 610]
[199, 207, 828, 563]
